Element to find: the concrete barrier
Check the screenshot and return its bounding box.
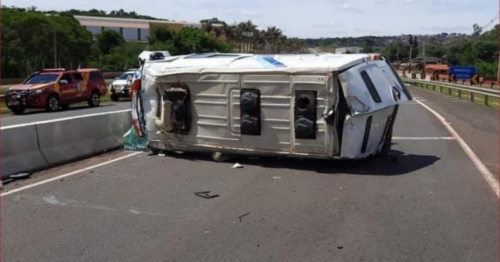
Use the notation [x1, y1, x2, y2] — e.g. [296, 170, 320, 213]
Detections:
[37, 111, 132, 166]
[1, 110, 132, 180]
[1, 125, 49, 180]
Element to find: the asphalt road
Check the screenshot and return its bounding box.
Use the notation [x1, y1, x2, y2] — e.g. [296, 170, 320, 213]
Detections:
[1, 100, 131, 127]
[2, 96, 498, 261]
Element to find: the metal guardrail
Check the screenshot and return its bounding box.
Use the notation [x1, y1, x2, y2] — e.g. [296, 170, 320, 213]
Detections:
[403, 78, 499, 107]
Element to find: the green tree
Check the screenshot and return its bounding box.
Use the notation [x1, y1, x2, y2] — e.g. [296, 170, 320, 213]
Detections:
[148, 26, 175, 44]
[97, 30, 125, 55]
[362, 38, 374, 53]
[101, 42, 146, 71]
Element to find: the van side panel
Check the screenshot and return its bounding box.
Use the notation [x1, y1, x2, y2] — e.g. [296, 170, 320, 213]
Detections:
[290, 75, 332, 155]
[150, 73, 335, 156]
[235, 74, 292, 152]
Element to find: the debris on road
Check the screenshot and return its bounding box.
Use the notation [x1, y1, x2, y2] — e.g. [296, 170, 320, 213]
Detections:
[195, 191, 220, 199]
[273, 176, 282, 180]
[232, 163, 243, 169]
[238, 212, 250, 222]
[158, 153, 166, 157]
[123, 126, 148, 151]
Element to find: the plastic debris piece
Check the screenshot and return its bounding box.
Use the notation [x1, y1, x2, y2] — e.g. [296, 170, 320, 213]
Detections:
[273, 176, 281, 179]
[158, 153, 166, 157]
[123, 126, 148, 151]
[232, 163, 243, 169]
[195, 191, 219, 199]
[239, 212, 250, 222]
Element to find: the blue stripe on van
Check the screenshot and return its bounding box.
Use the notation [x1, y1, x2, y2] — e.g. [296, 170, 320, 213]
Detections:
[262, 57, 286, 67]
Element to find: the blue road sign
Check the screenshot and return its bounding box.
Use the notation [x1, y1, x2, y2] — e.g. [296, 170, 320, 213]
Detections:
[449, 66, 477, 80]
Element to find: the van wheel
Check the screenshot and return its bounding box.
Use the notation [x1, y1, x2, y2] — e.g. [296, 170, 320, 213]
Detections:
[88, 91, 101, 107]
[45, 95, 60, 112]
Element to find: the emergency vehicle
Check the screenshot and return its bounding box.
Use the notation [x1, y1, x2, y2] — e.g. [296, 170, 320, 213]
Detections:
[5, 68, 107, 114]
[130, 52, 412, 160]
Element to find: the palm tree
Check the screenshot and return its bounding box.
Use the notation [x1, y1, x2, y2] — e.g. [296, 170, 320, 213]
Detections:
[265, 26, 283, 53]
[237, 20, 257, 52]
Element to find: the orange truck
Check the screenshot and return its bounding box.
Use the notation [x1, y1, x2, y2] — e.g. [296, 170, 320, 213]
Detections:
[5, 68, 107, 114]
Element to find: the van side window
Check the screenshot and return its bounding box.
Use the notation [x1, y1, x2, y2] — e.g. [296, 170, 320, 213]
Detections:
[89, 71, 104, 80]
[360, 70, 382, 103]
[60, 73, 73, 84]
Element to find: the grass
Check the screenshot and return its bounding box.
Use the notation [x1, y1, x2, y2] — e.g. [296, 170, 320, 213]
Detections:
[408, 82, 499, 110]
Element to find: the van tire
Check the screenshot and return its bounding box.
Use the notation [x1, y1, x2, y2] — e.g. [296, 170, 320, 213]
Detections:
[45, 94, 60, 112]
[88, 90, 101, 107]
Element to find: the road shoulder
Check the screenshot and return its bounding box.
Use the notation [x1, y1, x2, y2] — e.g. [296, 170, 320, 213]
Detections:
[407, 85, 499, 177]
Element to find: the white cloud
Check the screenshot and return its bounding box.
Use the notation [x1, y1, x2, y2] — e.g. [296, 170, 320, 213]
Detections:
[337, 3, 363, 13]
[3, 0, 496, 38]
[312, 22, 342, 28]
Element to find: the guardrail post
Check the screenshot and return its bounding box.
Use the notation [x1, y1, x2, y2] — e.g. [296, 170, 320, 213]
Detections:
[458, 89, 461, 98]
[440, 86, 443, 93]
[462, 80, 465, 85]
[448, 88, 451, 95]
[485, 95, 489, 106]
[470, 92, 474, 102]
[432, 85, 436, 91]
[491, 82, 494, 89]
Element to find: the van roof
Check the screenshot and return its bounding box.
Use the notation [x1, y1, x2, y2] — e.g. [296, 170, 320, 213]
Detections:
[143, 53, 374, 76]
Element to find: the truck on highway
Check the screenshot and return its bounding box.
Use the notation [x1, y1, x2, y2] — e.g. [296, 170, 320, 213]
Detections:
[5, 68, 107, 114]
[130, 52, 412, 160]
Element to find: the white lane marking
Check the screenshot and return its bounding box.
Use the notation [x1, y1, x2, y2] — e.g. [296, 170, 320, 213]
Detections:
[1, 109, 132, 129]
[414, 99, 499, 198]
[1, 151, 142, 197]
[393, 137, 455, 140]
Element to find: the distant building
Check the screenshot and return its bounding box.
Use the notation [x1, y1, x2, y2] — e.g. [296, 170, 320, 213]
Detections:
[334, 46, 363, 54]
[74, 15, 225, 42]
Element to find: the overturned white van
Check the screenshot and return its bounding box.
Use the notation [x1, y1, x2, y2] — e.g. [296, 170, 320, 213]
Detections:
[130, 52, 412, 160]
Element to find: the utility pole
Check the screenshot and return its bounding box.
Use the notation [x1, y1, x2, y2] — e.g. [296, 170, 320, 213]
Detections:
[408, 44, 413, 73]
[53, 31, 57, 68]
[422, 40, 426, 79]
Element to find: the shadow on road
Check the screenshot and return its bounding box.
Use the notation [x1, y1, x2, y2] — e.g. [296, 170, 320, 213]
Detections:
[154, 148, 440, 176]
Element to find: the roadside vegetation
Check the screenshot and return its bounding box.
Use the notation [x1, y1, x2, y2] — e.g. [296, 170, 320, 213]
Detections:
[1, 6, 307, 80]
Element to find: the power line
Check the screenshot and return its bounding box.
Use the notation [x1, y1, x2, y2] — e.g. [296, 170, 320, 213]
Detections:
[482, 12, 499, 31]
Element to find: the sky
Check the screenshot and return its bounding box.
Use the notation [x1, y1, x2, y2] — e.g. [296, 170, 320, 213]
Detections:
[4, 0, 499, 38]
